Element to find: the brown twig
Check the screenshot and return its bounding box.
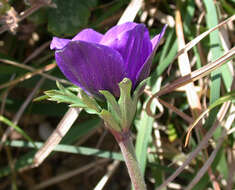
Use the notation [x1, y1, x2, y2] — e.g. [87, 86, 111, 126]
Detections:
[0, 59, 71, 86]
[158, 98, 193, 124]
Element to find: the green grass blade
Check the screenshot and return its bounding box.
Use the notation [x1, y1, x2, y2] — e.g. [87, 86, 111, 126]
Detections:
[5, 140, 123, 160]
[0, 115, 36, 148]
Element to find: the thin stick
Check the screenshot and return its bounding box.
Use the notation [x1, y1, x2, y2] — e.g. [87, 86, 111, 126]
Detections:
[175, 8, 202, 118]
[158, 98, 193, 124]
[0, 59, 71, 85]
[29, 107, 81, 169]
[0, 64, 55, 90]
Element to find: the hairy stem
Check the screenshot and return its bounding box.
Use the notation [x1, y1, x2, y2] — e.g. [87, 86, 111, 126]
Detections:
[112, 130, 147, 190]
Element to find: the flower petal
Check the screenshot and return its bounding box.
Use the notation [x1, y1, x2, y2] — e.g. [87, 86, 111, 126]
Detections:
[151, 34, 160, 50]
[136, 25, 167, 84]
[100, 22, 138, 44]
[72, 29, 103, 43]
[50, 37, 70, 50]
[55, 41, 126, 98]
[101, 23, 152, 87]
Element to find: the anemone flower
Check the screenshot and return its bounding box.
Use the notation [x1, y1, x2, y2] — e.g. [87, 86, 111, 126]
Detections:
[51, 22, 166, 99]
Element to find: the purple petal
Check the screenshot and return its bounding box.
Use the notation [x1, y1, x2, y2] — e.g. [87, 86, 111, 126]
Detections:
[136, 25, 167, 84]
[151, 34, 160, 50]
[72, 29, 103, 43]
[101, 23, 152, 87]
[50, 37, 70, 50]
[55, 41, 126, 98]
[100, 22, 138, 44]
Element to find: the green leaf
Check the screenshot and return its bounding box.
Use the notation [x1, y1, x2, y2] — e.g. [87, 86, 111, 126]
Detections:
[48, 0, 91, 36]
[42, 81, 85, 108]
[188, 91, 235, 132]
[5, 140, 123, 161]
[45, 89, 85, 107]
[0, 140, 123, 177]
[33, 95, 49, 102]
[134, 77, 164, 187]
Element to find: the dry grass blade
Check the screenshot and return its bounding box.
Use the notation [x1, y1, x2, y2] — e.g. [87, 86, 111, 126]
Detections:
[0, 63, 56, 90]
[94, 160, 120, 190]
[175, 8, 202, 118]
[146, 46, 235, 117]
[28, 107, 81, 169]
[0, 59, 71, 85]
[156, 101, 230, 190]
[117, 0, 144, 25]
[174, 15, 235, 60]
[158, 98, 193, 124]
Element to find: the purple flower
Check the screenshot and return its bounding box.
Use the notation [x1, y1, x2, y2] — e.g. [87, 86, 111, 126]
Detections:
[51, 22, 166, 99]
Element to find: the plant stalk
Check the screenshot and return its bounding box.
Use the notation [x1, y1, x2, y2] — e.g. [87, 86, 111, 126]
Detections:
[112, 130, 147, 190]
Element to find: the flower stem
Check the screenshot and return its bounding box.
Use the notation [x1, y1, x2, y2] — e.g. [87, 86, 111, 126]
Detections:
[112, 130, 147, 190]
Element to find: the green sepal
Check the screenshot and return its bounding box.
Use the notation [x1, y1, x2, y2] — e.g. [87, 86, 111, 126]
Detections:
[118, 78, 136, 129]
[99, 90, 121, 124]
[99, 110, 121, 132]
[80, 90, 102, 114]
